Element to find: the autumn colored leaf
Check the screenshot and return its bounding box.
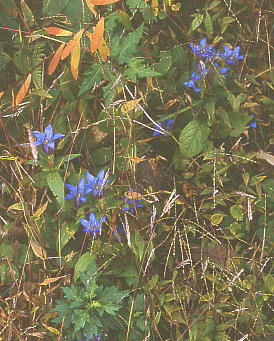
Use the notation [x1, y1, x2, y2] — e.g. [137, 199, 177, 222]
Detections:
[61, 29, 84, 60]
[98, 37, 110, 61]
[91, 17, 104, 53]
[89, 0, 120, 5]
[85, 0, 97, 15]
[0, 91, 4, 100]
[121, 98, 142, 114]
[48, 42, 65, 75]
[71, 40, 81, 80]
[15, 73, 32, 108]
[30, 239, 46, 259]
[45, 27, 73, 36]
[124, 191, 143, 200]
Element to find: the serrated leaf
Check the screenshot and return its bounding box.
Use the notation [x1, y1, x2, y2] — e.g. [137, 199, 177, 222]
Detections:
[124, 58, 160, 81]
[47, 172, 65, 208]
[179, 119, 210, 158]
[79, 64, 105, 95]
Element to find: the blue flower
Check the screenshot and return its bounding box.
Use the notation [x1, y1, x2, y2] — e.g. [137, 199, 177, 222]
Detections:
[65, 178, 92, 206]
[122, 189, 143, 213]
[189, 38, 219, 62]
[153, 118, 174, 136]
[80, 212, 106, 238]
[247, 114, 257, 128]
[85, 170, 109, 197]
[182, 79, 201, 93]
[220, 45, 243, 64]
[32, 124, 64, 154]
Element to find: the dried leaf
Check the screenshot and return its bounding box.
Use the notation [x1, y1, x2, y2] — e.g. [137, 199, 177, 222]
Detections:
[45, 27, 73, 36]
[41, 323, 59, 335]
[15, 73, 32, 107]
[256, 150, 274, 166]
[61, 29, 84, 60]
[121, 98, 142, 114]
[98, 37, 110, 61]
[30, 240, 46, 259]
[128, 156, 147, 164]
[0, 91, 4, 100]
[91, 17, 104, 53]
[38, 276, 64, 285]
[89, 0, 120, 5]
[33, 202, 48, 219]
[71, 40, 81, 80]
[48, 42, 65, 75]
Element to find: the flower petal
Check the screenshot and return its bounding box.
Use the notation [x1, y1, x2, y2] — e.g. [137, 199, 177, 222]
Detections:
[44, 124, 53, 139]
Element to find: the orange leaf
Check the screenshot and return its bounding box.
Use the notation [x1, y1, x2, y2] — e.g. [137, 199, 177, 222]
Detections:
[48, 42, 65, 75]
[89, 0, 120, 5]
[91, 17, 104, 53]
[0, 91, 4, 100]
[61, 29, 84, 60]
[15, 74, 32, 107]
[45, 27, 73, 36]
[85, 0, 97, 15]
[98, 37, 110, 61]
[71, 40, 81, 80]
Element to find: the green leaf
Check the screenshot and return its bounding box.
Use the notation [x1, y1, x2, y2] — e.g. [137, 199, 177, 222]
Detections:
[0, 243, 13, 260]
[126, 0, 146, 12]
[230, 205, 243, 220]
[111, 24, 144, 64]
[204, 11, 213, 37]
[124, 58, 160, 81]
[179, 119, 210, 158]
[55, 154, 81, 169]
[74, 252, 94, 281]
[47, 172, 65, 208]
[189, 14, 204, 33]
[155, 51, 173, 75]
[79, 64, 105, 95]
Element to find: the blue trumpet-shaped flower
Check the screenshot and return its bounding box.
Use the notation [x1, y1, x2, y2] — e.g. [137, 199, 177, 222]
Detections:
[32, 124, 64, 154]
[65, 178, 92, 206]
[153, 118, 174, 136]
[220, 45, 243, 64]
[122, 189, 143, 213]
[85, 169, 109, 197]
[189, 38, 219, 62]
[80, 212, 106, 238]
[247, 114, 257, 128]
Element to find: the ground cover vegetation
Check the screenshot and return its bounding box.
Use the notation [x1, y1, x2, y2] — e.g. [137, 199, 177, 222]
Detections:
[0, 0, 273, 340]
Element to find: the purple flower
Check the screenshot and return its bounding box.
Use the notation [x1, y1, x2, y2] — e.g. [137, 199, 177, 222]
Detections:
[85, 170, 109, 197]
[32, 124, 64, 154]
[220, 45, 243, 64]
[153, 119, 174, 136]
[80, 212, 106, 238]
[122, 189, 143, 213]
[65, 178, 92, 206]
[183, 79, 201, 92]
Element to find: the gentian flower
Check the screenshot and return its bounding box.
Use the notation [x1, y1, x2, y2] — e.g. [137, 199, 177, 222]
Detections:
[65, 178, 92, 206]
[220, 45, 243, 64]
[122, 189, 143, 213]
[153, 118, 174, 136]
[32, 124, 64, 154]
[247, 114, 257, 128]
[77, 333, 102, 341]
[183, 79, 201, 93]
[85, 169, 109, 197]
[80, 212, 106, 238]
[189, 38, 219, 62]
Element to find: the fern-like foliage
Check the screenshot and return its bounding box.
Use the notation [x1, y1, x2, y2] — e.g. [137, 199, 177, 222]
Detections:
[110, 24, 144, 64]
[126, 0, 147, 12]
[52, 261, 129, 340]
[124, 58, 160, 81]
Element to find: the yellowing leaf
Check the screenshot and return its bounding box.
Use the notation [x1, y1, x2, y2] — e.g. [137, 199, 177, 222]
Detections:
[45, 27, 73, 36]
[8, 202, 24, 211]
[127, 156, 147, 164]
[30, 240, 46, 259]
[48, 42, 65, 75]
[124, 191, 142, 200]
[89, 0, 120, 5]
[121, 98, 142, 114]
[91, 17, 104, 53]
[85, 0, 97, 15]
[38, 276, 64, 286]
[61, 29, 84, 60]
[41, 323, 59, 335]
[15, 73, 32, 107]
[98, 37, 110, 61]
[33, 201, 48, 219]
[71, 40, 81, 79]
